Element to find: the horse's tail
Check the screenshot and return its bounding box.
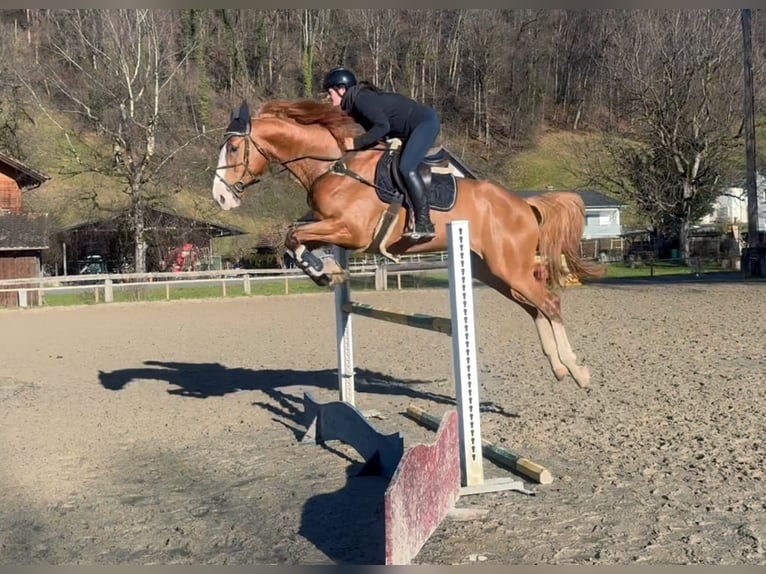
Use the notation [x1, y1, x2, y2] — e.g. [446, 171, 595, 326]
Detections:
[525, 192, 605, 288]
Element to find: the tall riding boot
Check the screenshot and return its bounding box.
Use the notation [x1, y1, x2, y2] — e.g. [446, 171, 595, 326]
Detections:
[402, 170, 436, 240]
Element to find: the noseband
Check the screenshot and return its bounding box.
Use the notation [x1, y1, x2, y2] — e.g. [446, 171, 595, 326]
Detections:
[215, 129, 272, 200]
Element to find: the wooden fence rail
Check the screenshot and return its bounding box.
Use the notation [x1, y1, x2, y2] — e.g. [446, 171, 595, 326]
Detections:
[0, 253, 452, 308]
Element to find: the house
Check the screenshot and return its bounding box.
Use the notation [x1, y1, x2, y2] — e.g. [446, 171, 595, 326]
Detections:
[512, 189, 626, 239]
[0, 151, 50, 308]
[700, 173, 766, 231]
[512, 189, 627, 261]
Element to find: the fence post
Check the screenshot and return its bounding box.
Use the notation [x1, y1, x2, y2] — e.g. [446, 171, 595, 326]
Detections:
[243, 274, 251, 295]
[104, 278, 114, 303]
[375, 264, 387, 291]
[17, 289, 28, 308]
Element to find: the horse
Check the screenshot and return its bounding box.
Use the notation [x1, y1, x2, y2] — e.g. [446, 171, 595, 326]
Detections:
[211, 99, 602, 388]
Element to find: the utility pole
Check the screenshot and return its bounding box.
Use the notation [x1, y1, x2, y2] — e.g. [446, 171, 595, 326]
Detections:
[741, 9, 761, 275]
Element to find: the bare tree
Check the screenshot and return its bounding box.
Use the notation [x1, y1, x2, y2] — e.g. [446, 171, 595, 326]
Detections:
[553, 10, 614, 131]
[582, 10, 743, 262]
[447, 13, 464, 92]
[462, 10, 508, 146]
[299, 10, 318, 97]
[17, 9, 199, 273]
[0, 13, 27, 159]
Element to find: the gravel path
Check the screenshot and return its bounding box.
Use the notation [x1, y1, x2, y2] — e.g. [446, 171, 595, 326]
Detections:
[1, 278, 765, 564]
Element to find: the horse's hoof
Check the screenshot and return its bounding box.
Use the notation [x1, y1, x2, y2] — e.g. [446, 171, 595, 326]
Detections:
[328, 270, 350, 287]
[553, 366, 568, 381]
[311, 274, 331, 287]
[574, 366, 591, 388]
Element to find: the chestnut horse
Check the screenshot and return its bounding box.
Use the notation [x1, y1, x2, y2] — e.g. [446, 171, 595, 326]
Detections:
[212, 100, 601, 387]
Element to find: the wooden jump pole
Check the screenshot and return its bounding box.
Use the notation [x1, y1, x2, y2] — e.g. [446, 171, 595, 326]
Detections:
[340, 301, 452, 335]
[405, 405, 553, 485]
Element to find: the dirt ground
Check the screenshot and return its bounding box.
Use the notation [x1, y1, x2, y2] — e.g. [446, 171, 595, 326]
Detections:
[1, 276, 765, 565]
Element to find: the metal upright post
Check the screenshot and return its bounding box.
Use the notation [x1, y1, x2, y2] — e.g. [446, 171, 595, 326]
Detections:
[446, 220, 484, 488]
[334, 246, 355, 405]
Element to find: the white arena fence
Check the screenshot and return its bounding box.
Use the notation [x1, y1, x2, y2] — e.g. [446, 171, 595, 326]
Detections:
[0, 253, 453, 308]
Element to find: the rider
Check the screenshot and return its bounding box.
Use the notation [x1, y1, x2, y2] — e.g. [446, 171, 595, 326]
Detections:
[322, 66, 438, 241]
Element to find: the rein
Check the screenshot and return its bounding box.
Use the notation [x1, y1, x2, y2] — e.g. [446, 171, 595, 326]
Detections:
[216, 124, 389, 200]
[327, 156, 389, 193]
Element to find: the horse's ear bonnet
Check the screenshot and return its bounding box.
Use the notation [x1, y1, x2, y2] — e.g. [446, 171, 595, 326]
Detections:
[225, 100, 251, 137]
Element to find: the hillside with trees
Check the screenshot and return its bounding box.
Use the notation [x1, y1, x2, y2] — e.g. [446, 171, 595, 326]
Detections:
[0, 9, 764, 270]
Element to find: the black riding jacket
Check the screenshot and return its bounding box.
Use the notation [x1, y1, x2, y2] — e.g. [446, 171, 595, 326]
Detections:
[341, 85, 434, 150]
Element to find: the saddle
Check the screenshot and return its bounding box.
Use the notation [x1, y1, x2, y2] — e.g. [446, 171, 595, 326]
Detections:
[387, 138, 454, 195]
[373, 139, 460, 212]
[364, 140, 473, 262]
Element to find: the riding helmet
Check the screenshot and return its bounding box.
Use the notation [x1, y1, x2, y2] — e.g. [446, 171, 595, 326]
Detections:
[322, 67, 357, 91]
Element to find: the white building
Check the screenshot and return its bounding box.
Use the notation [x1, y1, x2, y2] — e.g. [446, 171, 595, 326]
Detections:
[513, 190, 626, 240]
[700, 173, 766, 231]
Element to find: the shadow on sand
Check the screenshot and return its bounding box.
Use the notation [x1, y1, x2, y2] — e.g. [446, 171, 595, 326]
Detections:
[298, 464, 389, 564]
[98, 360, 516, 431]
[98, 362, 515, 564]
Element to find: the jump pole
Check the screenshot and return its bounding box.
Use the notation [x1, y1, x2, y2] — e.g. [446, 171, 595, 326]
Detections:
[405, 405, 554, 485]
[334, 220, 528, 496]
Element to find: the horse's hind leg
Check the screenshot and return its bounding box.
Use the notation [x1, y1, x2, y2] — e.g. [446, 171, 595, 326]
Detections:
[529, 307, 569, 381]
[511, 281, 590, 388]
[471, 254, 569, 382]
[473, 252, 589, 387]
[549, 316, 590, 387]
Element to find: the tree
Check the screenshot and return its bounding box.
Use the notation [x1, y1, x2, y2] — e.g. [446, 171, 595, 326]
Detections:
[582, 10, 743, 262]
[17, 9, 199, 273]
[299, 10, 321, 98]
[0, 11, 30, 159]
[551, 10, 614, 131]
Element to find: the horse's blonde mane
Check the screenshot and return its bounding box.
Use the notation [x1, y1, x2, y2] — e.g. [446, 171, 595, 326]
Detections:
[258, 99, 361, 150]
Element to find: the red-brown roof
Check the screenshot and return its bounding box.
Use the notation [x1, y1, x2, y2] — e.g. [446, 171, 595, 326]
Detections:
[0, 151, 50, 189]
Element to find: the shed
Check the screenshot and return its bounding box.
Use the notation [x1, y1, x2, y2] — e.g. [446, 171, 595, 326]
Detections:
[49, 207, 246, 274]
[0, 151, 50, 308]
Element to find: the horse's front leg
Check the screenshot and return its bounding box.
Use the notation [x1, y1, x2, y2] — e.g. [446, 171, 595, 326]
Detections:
[285, 219, 355, 287]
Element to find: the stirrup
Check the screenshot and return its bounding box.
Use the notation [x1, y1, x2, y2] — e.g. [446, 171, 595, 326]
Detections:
[403, 222, 436, 241]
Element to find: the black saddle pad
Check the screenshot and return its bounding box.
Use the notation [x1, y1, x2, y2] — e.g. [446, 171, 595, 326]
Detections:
[373, 152, 457, 212]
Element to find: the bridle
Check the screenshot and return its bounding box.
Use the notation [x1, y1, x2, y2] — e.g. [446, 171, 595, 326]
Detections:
[214, 128, 272, 200]
[215, 122, 345, 201]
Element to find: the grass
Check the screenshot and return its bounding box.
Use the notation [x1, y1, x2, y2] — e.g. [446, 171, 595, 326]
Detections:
[600, 260, 733, 280]
[42, 277, 323, 307]
[39, 271, 455, 308]
[499, 130, 596, 190]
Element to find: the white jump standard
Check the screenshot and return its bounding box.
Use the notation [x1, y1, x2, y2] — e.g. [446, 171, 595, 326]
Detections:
[334, 220, 530, 496]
